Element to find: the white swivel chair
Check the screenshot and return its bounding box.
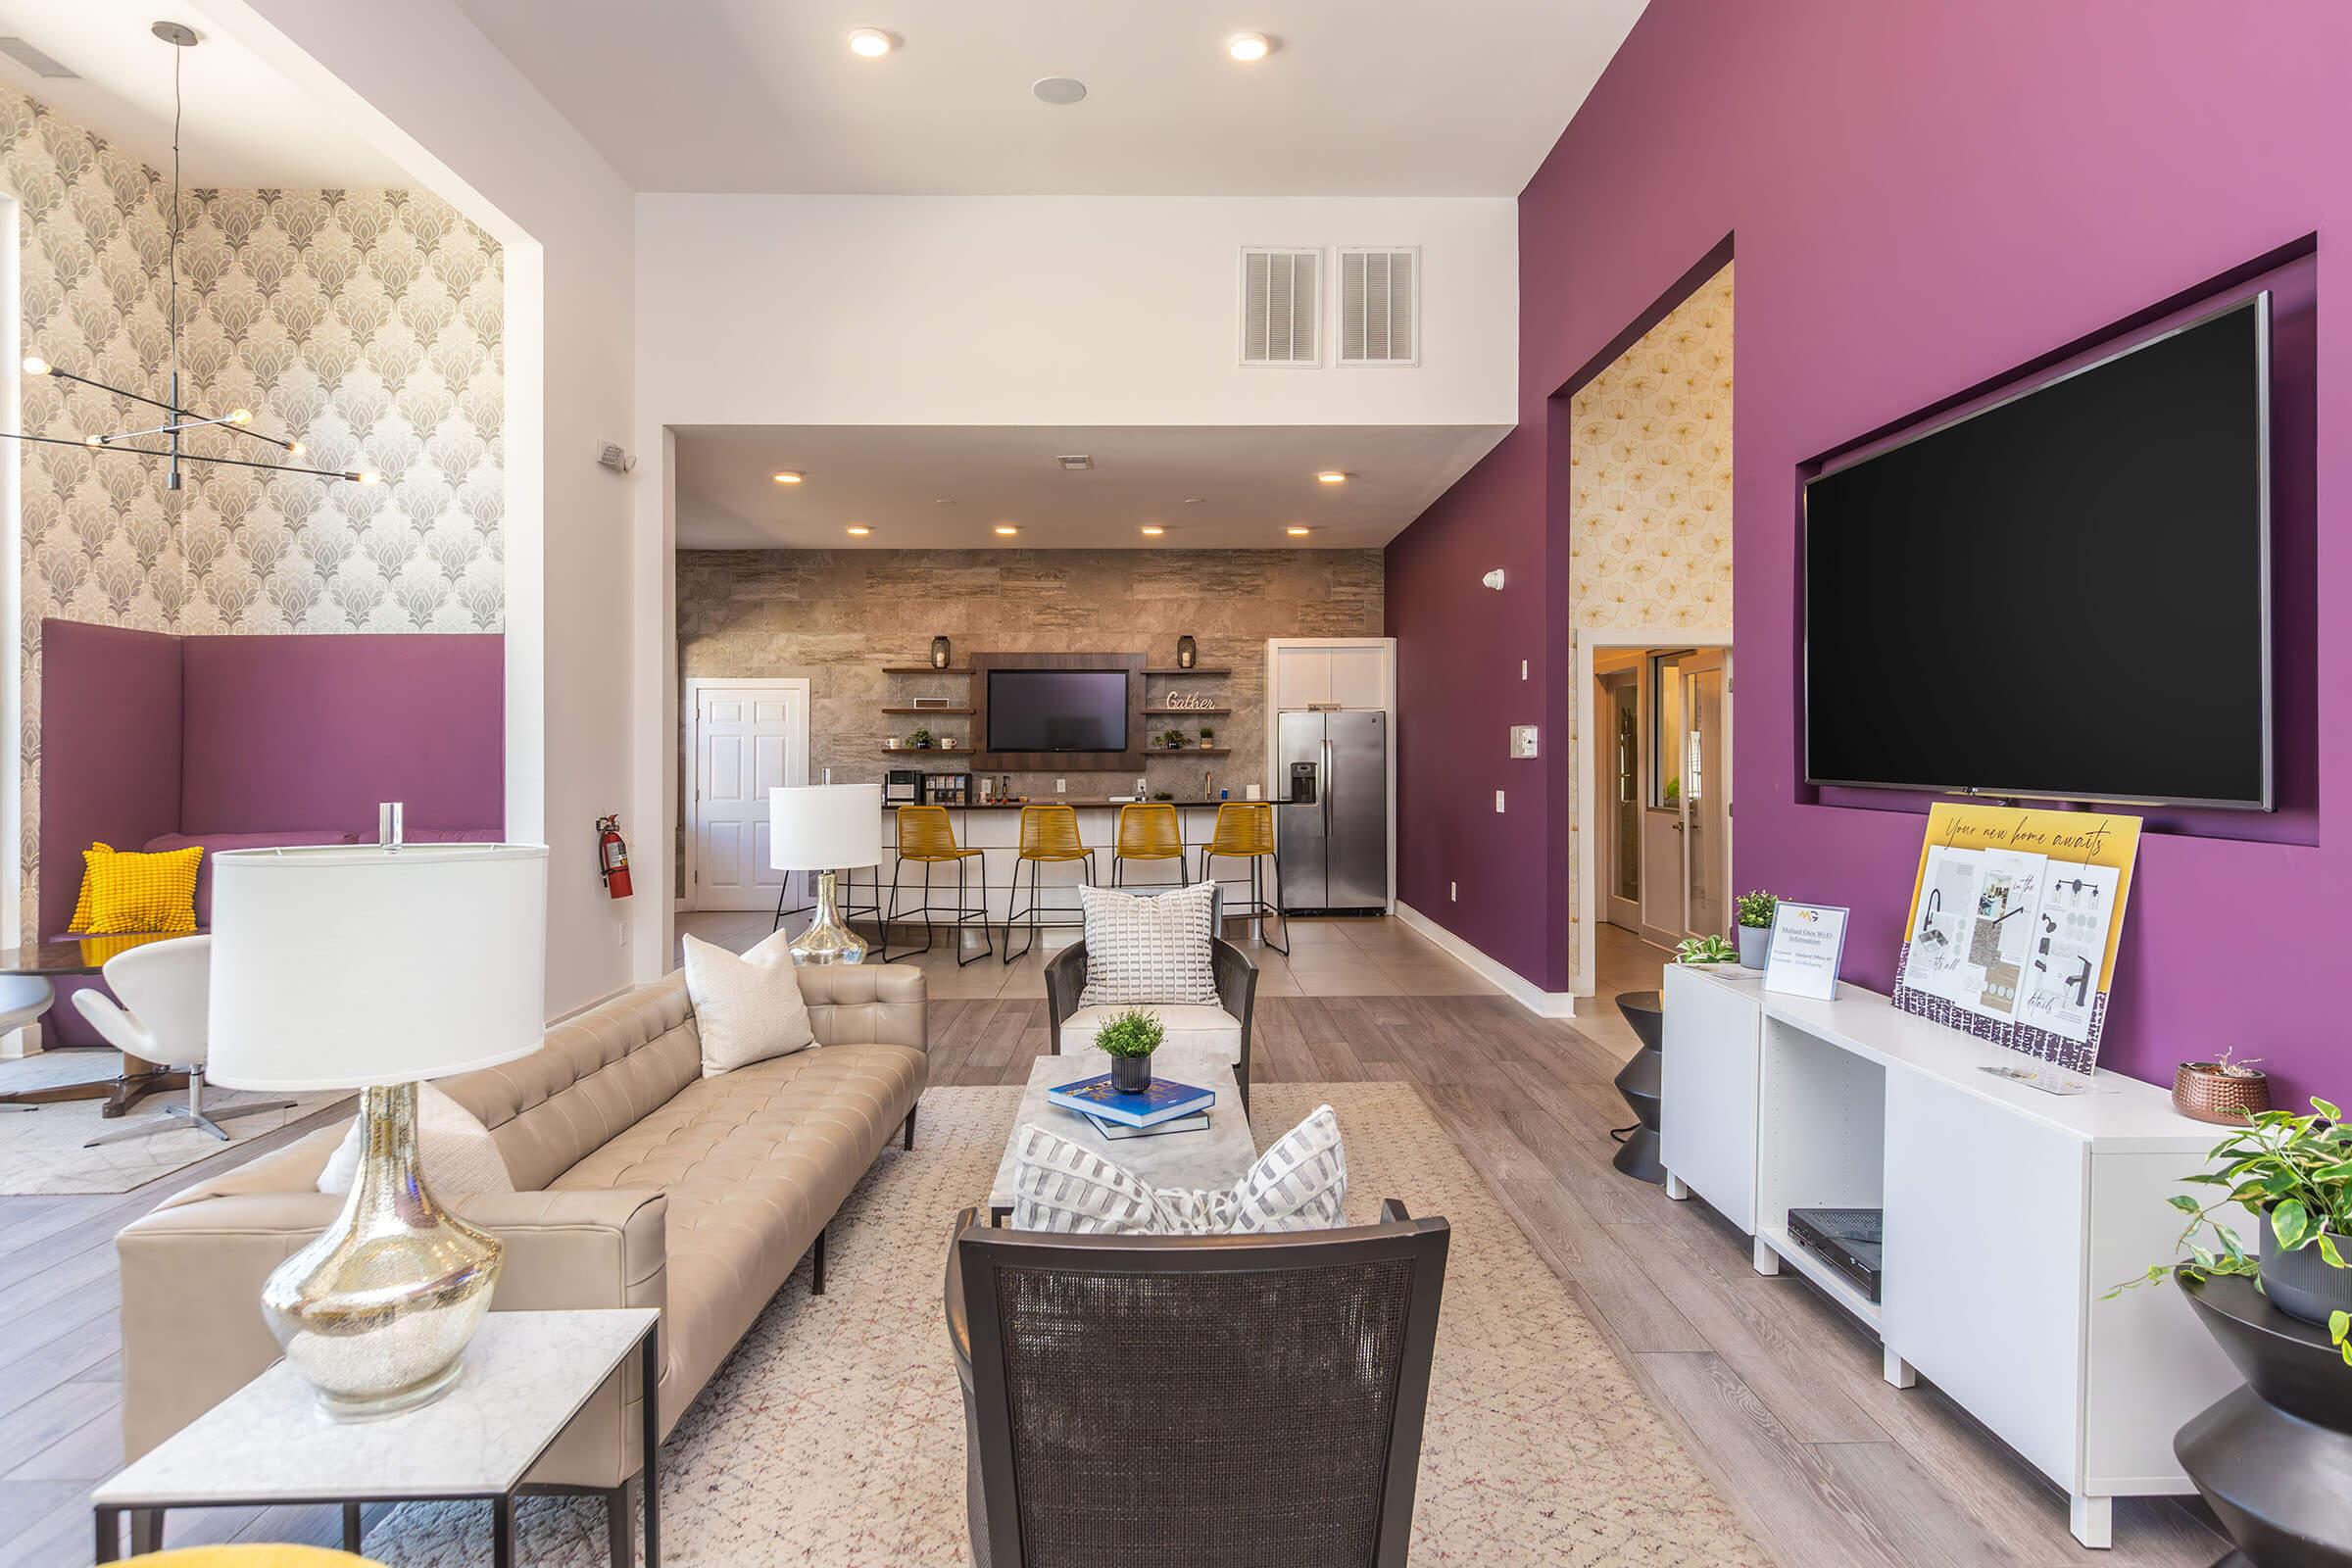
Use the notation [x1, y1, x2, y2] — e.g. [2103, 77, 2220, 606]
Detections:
[74, 936, 292, 1147]
[0, 976, 54, 1111]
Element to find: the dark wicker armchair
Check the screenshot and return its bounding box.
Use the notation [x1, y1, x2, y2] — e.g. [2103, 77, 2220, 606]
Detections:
[944, 1202, 1450, 1568]
[1044, 889, 1259, 1109]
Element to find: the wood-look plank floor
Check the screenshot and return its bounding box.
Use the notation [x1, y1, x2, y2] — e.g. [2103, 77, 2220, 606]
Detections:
[0, 916, 2228, 1566]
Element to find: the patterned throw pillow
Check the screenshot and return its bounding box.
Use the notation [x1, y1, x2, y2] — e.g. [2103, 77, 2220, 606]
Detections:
[1009, 1104, 1349, 1234]
[682, 928, 817, 1076]
[1076, 881, 1218, 1007]
[79, 843, 203, 935]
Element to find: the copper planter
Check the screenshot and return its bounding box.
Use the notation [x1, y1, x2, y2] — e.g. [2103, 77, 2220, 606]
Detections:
[2173, 1062, 2272, 1125]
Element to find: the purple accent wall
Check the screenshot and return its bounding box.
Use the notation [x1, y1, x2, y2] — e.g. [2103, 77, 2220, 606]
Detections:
[38, 621, 184, 954]
[1385, 0, 2351, 1101]
[179, 633, 505, 833]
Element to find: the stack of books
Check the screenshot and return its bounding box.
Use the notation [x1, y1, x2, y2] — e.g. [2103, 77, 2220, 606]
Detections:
[1047, 1073, 1217, 1141]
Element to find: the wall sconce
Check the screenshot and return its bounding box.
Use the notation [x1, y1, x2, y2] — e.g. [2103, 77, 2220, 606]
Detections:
[1482, 569, 1506, 591]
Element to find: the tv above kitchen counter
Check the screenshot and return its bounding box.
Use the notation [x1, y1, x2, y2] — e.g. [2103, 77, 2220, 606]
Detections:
[986, 667, 1129, 754]
[1804, 292, 2271, 809]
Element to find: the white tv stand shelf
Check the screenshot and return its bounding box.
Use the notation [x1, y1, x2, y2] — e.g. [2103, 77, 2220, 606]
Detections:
[1660, 962, 2239, 1548]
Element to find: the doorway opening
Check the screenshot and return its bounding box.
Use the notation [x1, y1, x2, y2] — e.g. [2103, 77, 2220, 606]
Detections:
[1593, 646, 1731, 953]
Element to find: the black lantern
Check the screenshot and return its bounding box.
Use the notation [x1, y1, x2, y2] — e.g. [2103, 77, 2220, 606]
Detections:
[1176, 636, 1198, 670]
[930, 636, 952, 669]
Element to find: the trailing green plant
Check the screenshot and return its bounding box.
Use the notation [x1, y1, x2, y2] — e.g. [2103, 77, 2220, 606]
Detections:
[2109, 1099, 2352, 1364]
[907, 727, 933, 748]
[1093, 1007, 1165, 1060]
[1735, 889, 1780, 930]
[1674, 934, 1739, 964]
[1160, 728, 1186, 748]
[1150, 790, 1175, 802]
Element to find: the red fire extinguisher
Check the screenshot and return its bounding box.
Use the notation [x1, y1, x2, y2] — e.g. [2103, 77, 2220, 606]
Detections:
[597, 814, 634, 900]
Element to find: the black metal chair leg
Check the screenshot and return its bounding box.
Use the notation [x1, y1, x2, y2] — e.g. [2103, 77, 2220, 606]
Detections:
[976, 855, 995, 960]
[1265, 853, 1292, 956]
[920, 860, 936, 957]
[878, 858, 906, 961]
[954, 858, 985, 966]
[769, 876, 790, 933]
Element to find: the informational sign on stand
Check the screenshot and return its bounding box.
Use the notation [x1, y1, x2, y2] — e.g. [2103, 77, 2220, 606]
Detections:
[1892, 803, 2141, 1078]
[1763, 903, 1849, 1002]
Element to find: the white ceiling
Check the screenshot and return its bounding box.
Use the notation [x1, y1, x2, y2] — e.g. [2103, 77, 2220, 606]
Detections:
[452, 0, 1648, 196]
[673, 424, 1509, 551]
[0, 0, 411, 187]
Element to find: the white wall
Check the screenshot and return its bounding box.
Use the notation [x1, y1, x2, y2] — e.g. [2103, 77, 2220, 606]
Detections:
[636, 195, 1517, 427]
[212, 0, 645, 1016]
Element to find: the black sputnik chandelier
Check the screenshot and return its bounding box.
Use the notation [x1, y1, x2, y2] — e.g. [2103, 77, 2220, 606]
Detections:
[3, 21, 378, 489]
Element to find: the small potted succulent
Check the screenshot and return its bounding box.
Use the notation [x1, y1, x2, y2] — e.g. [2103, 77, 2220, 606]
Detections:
[1199, 724, 1216, 748]
[907, 727, 933, 750]
[1095, 1006, 1165, 1094]
[1735, 890, 1779, 968]
[1160, 728, 1187, 750]
[1674, 934, 1739, 965]
[2112, 1097, 2352, 1363]
[2174, 1044, 2273, 1125]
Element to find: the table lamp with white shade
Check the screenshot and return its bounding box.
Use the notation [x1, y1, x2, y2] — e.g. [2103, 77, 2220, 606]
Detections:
[206, 814, 547, 1421]
[770, 782, 883, 964]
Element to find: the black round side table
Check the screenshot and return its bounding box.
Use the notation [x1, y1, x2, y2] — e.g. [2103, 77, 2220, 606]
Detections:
[2176, 1269, 2352, 1566]
[1610, 990, 1665, 1184]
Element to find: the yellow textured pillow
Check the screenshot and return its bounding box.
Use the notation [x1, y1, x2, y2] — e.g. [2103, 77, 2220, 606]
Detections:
[81, 844, 202, 935]
[69, 842, 115, 932]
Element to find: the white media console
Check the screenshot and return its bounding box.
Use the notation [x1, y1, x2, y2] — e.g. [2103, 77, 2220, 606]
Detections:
[1660, 962, 2240, 1548]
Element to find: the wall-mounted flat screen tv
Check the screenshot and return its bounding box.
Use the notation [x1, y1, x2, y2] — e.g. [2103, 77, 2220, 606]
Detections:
[987, 669, 1129, 753]
[1804, 292, 2271, 809]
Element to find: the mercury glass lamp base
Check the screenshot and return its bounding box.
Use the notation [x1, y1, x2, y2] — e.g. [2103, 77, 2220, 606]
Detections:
[259, 1081, 502, 1422]
[789, 870, 869, 965]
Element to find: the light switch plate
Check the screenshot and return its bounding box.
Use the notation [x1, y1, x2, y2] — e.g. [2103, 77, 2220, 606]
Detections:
[1494, 790, 1506, 813]
[1509, 724, 1539, 759]
[1055, 778, 1066, 794]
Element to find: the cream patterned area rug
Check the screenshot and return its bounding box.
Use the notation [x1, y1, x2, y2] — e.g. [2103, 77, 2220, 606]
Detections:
[0, 1052, 349, 1196]
[367, 1082, 1768, 1566]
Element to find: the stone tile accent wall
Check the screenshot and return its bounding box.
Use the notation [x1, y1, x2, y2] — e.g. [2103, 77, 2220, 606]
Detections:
[677, 548, 1384, 803]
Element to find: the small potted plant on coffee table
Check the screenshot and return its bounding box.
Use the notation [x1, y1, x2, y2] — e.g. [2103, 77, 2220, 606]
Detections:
[1095, 1007, 1165, 1094]
[1734, 890, 1779, 968]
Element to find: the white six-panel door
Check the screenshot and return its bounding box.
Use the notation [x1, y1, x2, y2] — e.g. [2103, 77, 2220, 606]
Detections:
[686, 679, 810, 910]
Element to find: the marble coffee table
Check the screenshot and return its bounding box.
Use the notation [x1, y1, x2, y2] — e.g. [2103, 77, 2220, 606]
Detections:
[989, 1044, 1256, 1225]
[93, 1308, 660, 1567]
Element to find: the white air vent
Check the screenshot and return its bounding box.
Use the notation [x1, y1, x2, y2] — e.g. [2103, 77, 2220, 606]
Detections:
[1338, 247, 1419, 367]
[1241, 248, 1320, 367]
[0, 37, 77, 78]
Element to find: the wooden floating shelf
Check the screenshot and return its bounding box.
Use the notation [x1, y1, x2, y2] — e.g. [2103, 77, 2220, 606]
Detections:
[1142, 707, 1231, 716]
[1147, 748, 1231, 757]
[881, 707, 974, 714]
[881, 748, 972, 757]
[881, 666, 973, 675]
[1143, 667, 1230, 676]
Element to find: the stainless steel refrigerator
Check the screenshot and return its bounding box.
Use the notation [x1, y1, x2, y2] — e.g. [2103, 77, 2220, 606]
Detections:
[1276, 710, 1388, 913]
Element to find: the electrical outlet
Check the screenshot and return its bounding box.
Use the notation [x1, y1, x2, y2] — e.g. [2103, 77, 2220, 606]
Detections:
[1509, 724, 1540, 759]
[1055, 777, 1066, 794]
[1449, 880, 1457, 903]
[1494, 790, 1506, 813]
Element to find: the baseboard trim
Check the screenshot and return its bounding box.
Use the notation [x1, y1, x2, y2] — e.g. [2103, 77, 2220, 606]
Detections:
[1393, 903, 1577, 1019]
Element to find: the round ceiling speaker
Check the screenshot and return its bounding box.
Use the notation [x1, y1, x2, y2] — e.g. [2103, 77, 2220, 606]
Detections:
[1032, 76, 1088, 106]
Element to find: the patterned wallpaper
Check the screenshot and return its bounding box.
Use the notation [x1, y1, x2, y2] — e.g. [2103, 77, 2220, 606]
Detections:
[1565, 262, 1732, 982]
[1567, 262, 1733, 631]
[1, 84, 504, 929]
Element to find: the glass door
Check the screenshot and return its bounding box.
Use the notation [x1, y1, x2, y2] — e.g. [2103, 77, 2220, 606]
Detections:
[1597, 672, 1642, 931]
[1678, 652, 1728, 940]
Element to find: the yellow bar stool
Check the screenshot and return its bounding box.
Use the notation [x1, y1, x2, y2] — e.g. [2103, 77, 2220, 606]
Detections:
[1200, 801, 1289, 956]
[881, 805, 993, 965]
[1110, 803, 1190, 890]
[1003, 803, 1097, 963]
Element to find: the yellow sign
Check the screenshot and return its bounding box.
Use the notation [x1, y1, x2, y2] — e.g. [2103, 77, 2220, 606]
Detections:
[1895, 803, 2141, 1074]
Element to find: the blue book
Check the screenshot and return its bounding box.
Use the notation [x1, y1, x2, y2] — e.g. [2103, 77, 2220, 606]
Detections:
[1047, 1074, 1216, 1128]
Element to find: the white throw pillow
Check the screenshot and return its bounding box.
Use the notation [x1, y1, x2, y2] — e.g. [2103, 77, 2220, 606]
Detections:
[1008, 1104, 1348, 1234]
[683, 929, 816, 1077]
[318, 1082, 514, 1197]
[1076, 882, 1219, 1007]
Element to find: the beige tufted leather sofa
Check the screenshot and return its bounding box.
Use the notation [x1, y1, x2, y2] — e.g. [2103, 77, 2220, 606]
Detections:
[115, 961, 927, 1491]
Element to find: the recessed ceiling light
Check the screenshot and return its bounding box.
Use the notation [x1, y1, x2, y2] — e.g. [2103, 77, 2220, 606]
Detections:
[845, 524, 872, 536]
[772, 470, 804, 484]
[1227, 31, 1272, 62]
[1032, 75, 1087, 106]
[934, 497, 954, 505]
[1140, 525, 1165, 536]
[994, 524, 1020, 536]
[1183, 497, 1205, 505]
[1286, 525, 1311, 536]
[1316, 470, 1347, 484]
[848, 27, 893, 57]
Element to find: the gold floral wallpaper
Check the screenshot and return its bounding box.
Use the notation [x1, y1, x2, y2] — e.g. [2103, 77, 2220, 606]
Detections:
[1, 83, 504, 929]
[1567, 262, 1732, 630]
[1565, 262, 1731, 984]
